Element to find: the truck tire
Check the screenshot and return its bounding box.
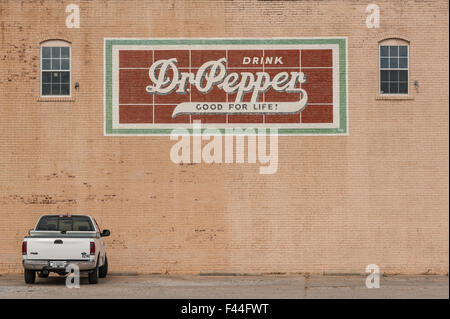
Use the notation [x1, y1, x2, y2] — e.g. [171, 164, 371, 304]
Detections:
[99, 256, 108, 278]
[24, 269, 36, 284]
[88, 262, 99, 284]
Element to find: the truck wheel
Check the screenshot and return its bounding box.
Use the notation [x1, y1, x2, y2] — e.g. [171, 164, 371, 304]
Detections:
[99, 256, 108, 278]
[88, 263, 99, 284]
[24, 270, 36, 284]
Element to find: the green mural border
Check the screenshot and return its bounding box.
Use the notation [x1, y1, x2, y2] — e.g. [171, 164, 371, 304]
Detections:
[104, 38, 347, 135]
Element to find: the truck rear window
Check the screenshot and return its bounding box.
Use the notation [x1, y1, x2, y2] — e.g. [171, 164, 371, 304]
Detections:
[36, 216, 94, 231]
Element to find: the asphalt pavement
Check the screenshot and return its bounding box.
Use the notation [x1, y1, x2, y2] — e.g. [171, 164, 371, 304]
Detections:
[0, 273, 447, 299]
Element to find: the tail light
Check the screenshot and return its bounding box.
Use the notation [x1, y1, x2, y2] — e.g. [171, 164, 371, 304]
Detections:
[90, 242, 95, 255]
[22, 241, 27, 255]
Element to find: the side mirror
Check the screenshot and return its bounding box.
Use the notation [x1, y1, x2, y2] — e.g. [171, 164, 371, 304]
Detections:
[101, 229, 110, 237]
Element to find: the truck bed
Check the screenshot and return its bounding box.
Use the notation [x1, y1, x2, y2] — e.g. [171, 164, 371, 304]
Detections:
[25, 232, 95, 261]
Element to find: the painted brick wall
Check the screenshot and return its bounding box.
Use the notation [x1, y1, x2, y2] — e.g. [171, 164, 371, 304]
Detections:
[118, 48, 333, 125]
[0, 0, 448, 274]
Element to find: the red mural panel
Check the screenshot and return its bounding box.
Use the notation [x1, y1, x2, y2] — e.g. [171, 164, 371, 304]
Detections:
[191, 50, 227, 67]
[119, 50, 153, 68]
[119, 69, 153, 104]
[264, 49, 300, 68]
[155, 105, 190, 124]
[301, 68, 333, 104]
[301, 49, 332, 68]
[154, 50, 190, 67]
[301, 105, 333, 123]
[116, 48, 335, 125]
[119, 105, 153, 123]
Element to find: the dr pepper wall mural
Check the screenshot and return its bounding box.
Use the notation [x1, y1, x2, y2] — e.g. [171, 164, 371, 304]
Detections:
[104, 38, 347, 135]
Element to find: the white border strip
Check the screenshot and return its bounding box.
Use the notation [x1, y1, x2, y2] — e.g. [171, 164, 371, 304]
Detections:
[111, 43, 340, 130]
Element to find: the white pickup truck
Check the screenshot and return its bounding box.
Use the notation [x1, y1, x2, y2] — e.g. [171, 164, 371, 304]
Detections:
[22, 214, 110, 284]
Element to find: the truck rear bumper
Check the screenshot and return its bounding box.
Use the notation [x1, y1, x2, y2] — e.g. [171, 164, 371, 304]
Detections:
[23, 259, 96, 271]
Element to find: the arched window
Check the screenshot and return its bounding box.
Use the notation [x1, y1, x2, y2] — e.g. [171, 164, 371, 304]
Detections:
[379, 38, 409, 95]
[40, 40, 71, 96]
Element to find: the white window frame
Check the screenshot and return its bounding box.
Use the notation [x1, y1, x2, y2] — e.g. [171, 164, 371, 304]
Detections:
[378, 40, 410, 96]
[40, 40, 72, 98]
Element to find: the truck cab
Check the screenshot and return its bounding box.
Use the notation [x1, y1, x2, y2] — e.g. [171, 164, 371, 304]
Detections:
[22, 214, 110, 284]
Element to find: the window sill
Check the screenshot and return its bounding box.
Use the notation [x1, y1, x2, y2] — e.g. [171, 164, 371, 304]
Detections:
[37, 97, 75, 102]
[376, 94, 414, 101]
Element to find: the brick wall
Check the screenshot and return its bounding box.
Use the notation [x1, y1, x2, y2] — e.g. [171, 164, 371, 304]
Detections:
[0, 0, 448, 274]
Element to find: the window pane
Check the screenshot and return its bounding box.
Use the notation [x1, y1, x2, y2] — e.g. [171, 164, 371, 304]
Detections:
[51, 84, 60, 95]
[399, 82, 408, 94]
[399, 57, 408, 68]
[390, 57, 398, 68]
[61, 71, 70, 83]
[41, 46, 71, 96]
[42, 72, 51, 83]
[389, 70, 398, 81]
[37, 216, 94, 231]
[35, 216, 58, 230]
[389, 82, 399, 94]
[399, 46, 408, 57]
[378, 44, 409, 95]
[61, 84, 70, 95]
[380, 58, 389, 68]
[61, 47, 70, 58]
[42, 84, 51, 95]
[380, 70, 389, 81]
[380, 82, 389, 94]
[380, 46, 389, 57]
[389, 46, 398, 57]
[42, 47, 51, 58]
[52, 58, 61, 70]
[52, 72, 61, 84]
[51, 47, 60, 58]
[61, 58, 70, 70]
[42, 59, 51, 70]
[399, 70, 408, 82]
